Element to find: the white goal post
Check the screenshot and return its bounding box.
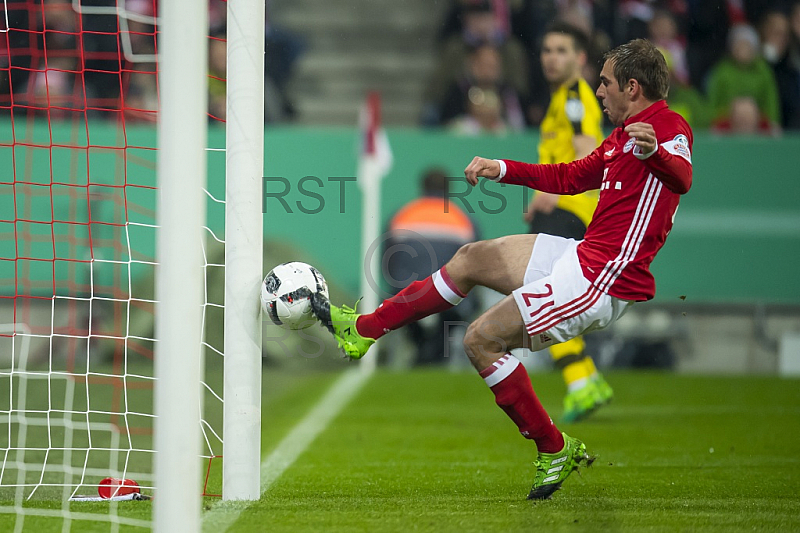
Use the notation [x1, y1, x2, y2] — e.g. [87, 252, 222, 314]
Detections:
[222, 0, 265, 502]
[154, 0, 208, 531]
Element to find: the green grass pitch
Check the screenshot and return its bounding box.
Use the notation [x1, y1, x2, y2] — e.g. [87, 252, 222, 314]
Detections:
[3, 369, 800, 532]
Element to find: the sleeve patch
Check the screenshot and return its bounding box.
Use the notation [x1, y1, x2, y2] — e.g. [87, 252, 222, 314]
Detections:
[662, 139, 692, 163]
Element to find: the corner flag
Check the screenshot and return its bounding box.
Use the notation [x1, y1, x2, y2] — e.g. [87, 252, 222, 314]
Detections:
[357, 92, 392, 372]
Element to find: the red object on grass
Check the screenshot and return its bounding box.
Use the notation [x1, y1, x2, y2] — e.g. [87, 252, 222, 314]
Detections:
[98, 478, 141, 499]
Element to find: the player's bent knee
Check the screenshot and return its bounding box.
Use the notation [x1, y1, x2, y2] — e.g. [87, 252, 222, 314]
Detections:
[449, 241, 493, 277]
[445, 242, 484, 290]
[463, 317, 506, 367]
[462, 322, 485, 367]
[451, 241, 478, 267]
[462, 321, 480, 352]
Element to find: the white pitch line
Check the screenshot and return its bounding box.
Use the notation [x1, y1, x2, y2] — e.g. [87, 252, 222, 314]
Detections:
[202, 366, 372, 532]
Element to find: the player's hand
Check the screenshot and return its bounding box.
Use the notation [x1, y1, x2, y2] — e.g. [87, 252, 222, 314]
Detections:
[524, 192, 559, 223]
[464, 157, 501, 186]
[624, 122, 657, 154]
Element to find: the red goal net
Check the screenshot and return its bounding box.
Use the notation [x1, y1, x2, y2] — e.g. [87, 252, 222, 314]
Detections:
[0, 0, 227, 525]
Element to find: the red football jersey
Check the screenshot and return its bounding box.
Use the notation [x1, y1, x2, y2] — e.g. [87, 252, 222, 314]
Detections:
[501, 100, 693, 301]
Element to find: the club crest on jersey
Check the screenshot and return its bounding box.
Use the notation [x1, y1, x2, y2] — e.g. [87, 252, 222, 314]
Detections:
[623, 138, 635, 153]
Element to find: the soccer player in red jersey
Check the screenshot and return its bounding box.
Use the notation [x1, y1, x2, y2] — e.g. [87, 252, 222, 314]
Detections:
[312, 39, 692, 499]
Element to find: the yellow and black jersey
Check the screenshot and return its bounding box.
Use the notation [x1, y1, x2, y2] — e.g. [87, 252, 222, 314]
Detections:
[538, 78, 604, 226]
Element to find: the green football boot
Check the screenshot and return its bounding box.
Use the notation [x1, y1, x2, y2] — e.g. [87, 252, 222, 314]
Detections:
[310, 293, 375, 360]
[593, 374, 615, 405]
[528, 432, 594, 500]
[561, 382, 602, 423]
[561, 374, 615, 423]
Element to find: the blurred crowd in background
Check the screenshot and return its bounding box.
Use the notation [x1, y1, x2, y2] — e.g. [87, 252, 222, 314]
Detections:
[2, 0, 800, 134]
[425, 0, 800, 134]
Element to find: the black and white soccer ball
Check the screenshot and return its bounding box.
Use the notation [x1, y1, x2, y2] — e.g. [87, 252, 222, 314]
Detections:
[260, 262, 329, 330]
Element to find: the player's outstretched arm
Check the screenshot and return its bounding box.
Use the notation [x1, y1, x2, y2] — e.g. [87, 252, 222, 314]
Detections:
[464, 157, 501, 186]
[464, 150, 604, 194]
[502, 148, 604, 195]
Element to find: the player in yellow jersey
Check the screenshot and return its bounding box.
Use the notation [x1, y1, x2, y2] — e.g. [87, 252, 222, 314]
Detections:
[524, 22, 613, 422]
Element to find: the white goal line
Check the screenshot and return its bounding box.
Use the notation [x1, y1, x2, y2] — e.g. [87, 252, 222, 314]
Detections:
[0, 506, 151, 529]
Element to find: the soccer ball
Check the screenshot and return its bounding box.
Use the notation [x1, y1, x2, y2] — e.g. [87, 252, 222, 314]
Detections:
[261, 262, 329, 330]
